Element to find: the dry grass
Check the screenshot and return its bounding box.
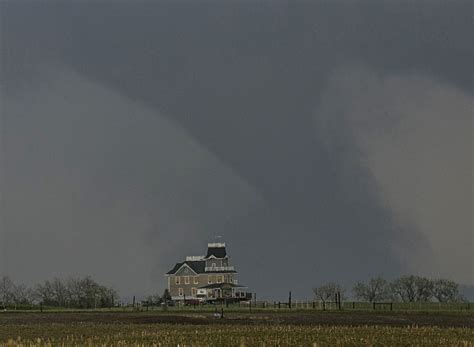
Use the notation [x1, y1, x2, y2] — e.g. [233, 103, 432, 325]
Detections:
[1, 323, 473, 346]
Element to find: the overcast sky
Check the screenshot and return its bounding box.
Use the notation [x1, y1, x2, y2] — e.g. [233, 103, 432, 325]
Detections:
[0, 1, 472, 300]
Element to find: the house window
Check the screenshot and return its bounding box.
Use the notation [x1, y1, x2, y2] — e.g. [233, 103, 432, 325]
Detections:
[184, 276, 190, 284]
[194, 276, 199, 284]
[178, 288, 184, 296]
[175, 276, 180, 285]
[192, 288, 197, 296]
[217, 275, 223, 283]
[208, 275, 213, 284]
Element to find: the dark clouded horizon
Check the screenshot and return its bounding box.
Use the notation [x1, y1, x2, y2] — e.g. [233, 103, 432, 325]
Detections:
[0, 1, 472, 299]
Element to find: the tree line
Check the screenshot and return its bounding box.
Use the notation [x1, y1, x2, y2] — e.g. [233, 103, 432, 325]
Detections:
[0, 276, 118, 309]
[313, 276, 465, 303]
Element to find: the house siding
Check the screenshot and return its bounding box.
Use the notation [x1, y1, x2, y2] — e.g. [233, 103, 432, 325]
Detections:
[169, 273, 219, 298]
[168, 273, 237, 298]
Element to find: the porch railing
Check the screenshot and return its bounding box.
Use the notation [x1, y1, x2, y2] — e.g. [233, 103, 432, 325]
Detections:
[205, 266, 235, 272]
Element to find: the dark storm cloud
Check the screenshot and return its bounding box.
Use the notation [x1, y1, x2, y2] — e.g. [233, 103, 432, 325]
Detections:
[1, 1, 471, 298]
[1, 66, 262, 296]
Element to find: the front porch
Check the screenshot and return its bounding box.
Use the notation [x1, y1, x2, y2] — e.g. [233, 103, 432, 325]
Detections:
[198, 283, 248, 301]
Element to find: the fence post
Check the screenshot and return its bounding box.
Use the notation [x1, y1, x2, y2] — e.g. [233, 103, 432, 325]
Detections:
[288, 291, 292, 309]
[373, 302, 376, 310]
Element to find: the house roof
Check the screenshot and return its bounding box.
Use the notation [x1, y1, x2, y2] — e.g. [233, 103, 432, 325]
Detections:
[186, 261, 206, 273]
[166, 260, 237, 275]
[166, 242, 235, 275]
[166, 260, 205, 275]
[205, 246, 227, 259]
[166, 263, 182, 275]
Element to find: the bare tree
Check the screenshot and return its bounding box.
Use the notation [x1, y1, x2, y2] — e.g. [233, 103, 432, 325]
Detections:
[391, 276, 416, 302]
[432, 279, 459, 303]
[33, 276, 117, 308]
[80, 276, 101, 308]
[96, 285, 118, 308]
[162, 288, 172, 302]
[414, 276, 433, 302]
[313, 282, 343, 303]
[65, 277, 83, 307]
[0, 276, 15, 307]
[51, 278, 69, 307]
[353, 276, 390, 302]
[391, 276, 433, 302]
[34, 280, 55, 305]
[11, 283, 34, 305]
